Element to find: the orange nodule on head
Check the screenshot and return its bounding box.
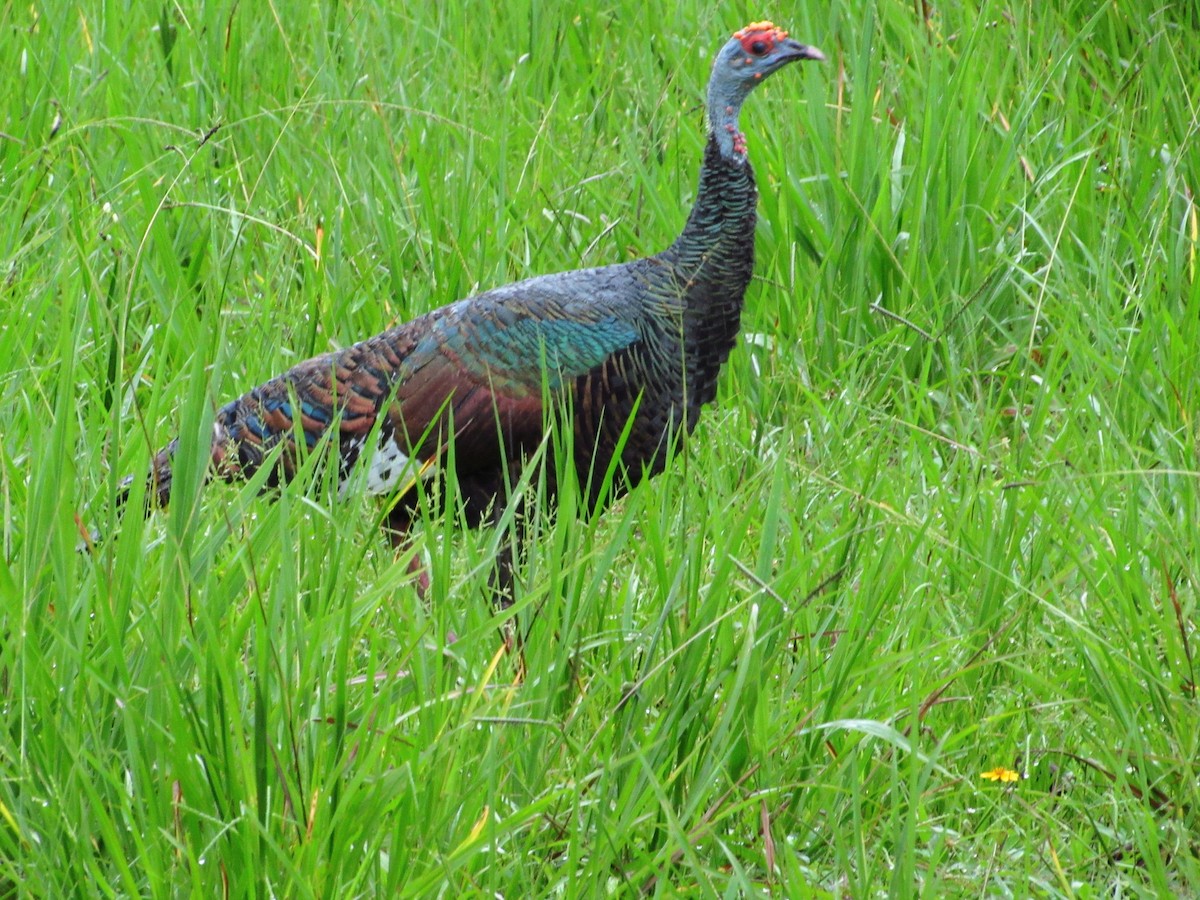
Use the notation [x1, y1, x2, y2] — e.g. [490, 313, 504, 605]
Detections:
[733, 20, 789, 55]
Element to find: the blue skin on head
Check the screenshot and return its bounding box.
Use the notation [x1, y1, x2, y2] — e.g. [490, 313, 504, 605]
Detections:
[706, 23, 824, 159]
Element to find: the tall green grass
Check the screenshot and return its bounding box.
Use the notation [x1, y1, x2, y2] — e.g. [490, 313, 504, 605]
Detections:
[2, 0, 1198, 895]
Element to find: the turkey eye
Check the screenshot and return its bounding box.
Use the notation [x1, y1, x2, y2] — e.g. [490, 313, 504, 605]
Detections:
[750, 40, 768, 55]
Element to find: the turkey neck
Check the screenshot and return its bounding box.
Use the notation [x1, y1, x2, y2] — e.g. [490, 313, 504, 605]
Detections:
[655, 132, 758, 412]
[668, 131, 757, 275]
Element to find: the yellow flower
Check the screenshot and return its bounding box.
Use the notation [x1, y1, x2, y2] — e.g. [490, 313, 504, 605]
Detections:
[980, 767, 1020, 783]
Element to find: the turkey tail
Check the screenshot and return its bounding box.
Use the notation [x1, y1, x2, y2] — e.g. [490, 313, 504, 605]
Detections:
[145, 438, 182, 509]
[77, 437, 179, 551]
[108, 436, 181, 520]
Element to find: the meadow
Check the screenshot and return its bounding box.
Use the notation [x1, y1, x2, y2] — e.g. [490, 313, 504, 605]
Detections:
[2, 0, 1199, 895]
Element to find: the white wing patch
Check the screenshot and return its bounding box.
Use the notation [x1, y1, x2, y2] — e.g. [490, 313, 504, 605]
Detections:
[365, 437, 412, 493]
[337, 432, 438, 498]
[361, 434, 436, 495]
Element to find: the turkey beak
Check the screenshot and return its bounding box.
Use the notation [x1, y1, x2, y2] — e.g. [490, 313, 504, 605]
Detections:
[780, 39, 826, 63]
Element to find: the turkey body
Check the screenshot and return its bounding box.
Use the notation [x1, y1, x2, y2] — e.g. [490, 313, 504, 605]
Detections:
[143, 137, 755, 534]
[126, 23, 823, 582]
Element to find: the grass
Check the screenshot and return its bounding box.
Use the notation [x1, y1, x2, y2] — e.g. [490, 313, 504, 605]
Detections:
[2, 0, 1199, 895]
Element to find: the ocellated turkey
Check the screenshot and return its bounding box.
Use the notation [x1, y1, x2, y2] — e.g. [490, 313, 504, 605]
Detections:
[114, 22, 824, 605]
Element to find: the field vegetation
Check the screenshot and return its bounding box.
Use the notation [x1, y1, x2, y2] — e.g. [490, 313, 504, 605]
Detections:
[2, 0, 1198, 895]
